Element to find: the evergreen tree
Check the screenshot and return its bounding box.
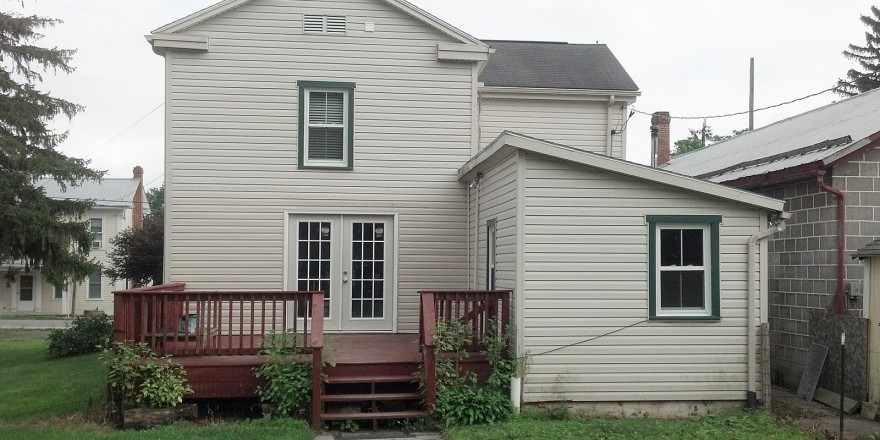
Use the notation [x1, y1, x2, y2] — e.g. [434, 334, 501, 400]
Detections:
[836, 6, 880, 96]
[0, 9, 102, 286]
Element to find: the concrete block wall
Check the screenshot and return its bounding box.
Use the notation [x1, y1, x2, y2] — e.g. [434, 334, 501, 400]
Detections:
[755, 148, 880, 392]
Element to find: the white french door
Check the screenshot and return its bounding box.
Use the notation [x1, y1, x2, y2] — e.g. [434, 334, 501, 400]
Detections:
[289, 214, 394, 332]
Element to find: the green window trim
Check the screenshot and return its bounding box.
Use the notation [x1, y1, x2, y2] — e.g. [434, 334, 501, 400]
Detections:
[647, 215, 721, 321]
[297, 81, 356, 170]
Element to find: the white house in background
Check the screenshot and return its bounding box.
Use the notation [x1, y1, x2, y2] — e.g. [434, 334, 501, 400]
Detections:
[0, 167, 146, 316]
[148, 0, 786, 415]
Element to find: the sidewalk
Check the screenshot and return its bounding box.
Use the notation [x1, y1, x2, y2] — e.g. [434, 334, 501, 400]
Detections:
[0, 319, 71, 329]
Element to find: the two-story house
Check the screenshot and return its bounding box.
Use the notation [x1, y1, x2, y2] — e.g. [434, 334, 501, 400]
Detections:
[1, 167, 147, 316]
[134, 0, 788, 422]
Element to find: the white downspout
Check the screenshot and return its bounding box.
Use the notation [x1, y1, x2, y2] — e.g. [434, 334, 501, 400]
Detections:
[747, 214, 787, 408]
[467, 182, 472, 290]
[473, 174, 482, 289]
[605, 95, 616, 156]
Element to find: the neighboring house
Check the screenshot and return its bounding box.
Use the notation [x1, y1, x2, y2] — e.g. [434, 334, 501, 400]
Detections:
[142, 0, 785, 419]
[663, 88, 880, 402]
[0, 167, 147, 316]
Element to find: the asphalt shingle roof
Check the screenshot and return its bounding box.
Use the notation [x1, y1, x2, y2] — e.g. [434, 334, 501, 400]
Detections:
[854, 238, 880, 259]
[36, 178, 140, 208]
[479, 40, 639, 92]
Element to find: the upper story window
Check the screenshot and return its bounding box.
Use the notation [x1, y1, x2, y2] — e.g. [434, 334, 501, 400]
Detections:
[298, 81, 355, 170]
[88, 271, 102, 300]
[90, 218, 103, 249]
[647, 215, 721, 320]
[304, 14, 346, 34]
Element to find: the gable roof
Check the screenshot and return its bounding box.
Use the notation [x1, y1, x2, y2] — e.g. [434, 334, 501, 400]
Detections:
[37, 178, 141, 208]
[663, 87, 880, 183]
[152, 0, 486, 47]
[479, 40, 639, 92]
[460, 131, 784, 213]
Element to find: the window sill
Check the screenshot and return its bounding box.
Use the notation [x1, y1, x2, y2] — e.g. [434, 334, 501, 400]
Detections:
[649, 315, 720, 322]
[298, 164, 353, 171]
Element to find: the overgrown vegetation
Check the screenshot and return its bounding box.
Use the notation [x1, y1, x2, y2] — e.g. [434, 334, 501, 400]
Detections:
[446, 410, 814, 440]
[47, 314, 113, 358]
[103, 342, 192, 409]
[253, 332, 312, 418]
[431, 318, 517, 427]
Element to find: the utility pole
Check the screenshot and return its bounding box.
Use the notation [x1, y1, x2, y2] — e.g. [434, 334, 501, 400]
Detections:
[749, 58, 755, 131]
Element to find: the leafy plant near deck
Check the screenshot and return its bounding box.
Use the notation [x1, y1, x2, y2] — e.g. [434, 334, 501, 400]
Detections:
[432, 318, 516, 427]
[103, 342, 192, 409]
[47, 314, 112, 358]
[254, 332, 312, 418]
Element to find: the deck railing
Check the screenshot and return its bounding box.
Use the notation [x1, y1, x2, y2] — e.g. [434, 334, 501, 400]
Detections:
[113, 284, 325, 357]
[419, 289, 511, 409]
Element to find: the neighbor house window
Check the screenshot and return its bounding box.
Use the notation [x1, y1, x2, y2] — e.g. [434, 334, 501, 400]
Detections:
[298, 81, 355, 170]
[647, 215, 720, 320]
[487, 219, 497, 290]
[90, 218, 103, 249]
[54, 285, 64, 300]
[88, 271, 102, 300]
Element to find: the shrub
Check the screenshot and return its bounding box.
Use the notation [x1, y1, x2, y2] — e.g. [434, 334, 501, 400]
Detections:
[103, 341, 193, 409]
[254, 332, 312, 418]
[47, 314, 112, 358]
[434, 385, 513, 427]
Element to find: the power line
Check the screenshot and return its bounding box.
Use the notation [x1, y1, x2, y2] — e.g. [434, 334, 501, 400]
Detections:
[83, 102, 165, 158]
[632, 74, 871, 121]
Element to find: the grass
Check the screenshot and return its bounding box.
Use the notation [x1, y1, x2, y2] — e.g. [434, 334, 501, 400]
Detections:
[445, 410, 815, 440]
[0, 330, 313, 440]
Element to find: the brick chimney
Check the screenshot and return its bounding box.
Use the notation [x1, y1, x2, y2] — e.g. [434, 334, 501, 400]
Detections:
[651, 111, 671, 166]
[132, 166, 144, 230]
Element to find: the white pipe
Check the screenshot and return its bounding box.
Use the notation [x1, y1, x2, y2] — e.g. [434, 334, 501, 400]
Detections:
[473, 175, 481, 289]
[467, 182, 471, 289]
[510, 376, 522, 411]
[605, 95, 616, 156]
[747, 218, 786, 407]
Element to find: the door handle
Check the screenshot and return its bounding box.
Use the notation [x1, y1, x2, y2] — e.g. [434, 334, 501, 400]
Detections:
[343, 271, 349, 283]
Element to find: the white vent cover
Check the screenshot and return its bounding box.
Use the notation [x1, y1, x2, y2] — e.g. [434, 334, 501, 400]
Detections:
[303, 14, 346, 34]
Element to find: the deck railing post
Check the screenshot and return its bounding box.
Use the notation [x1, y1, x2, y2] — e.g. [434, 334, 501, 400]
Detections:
[420, 291, 437, 410]
[310, 291, 324, 430]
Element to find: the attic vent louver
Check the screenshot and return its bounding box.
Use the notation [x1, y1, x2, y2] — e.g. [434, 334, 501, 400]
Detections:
[303, 14, 346, 34]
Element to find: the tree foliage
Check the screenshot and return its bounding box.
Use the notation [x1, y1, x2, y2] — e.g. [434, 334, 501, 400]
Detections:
[673, 124, 747, 155]
[146, 183, 164, 217]
[106, 212, 164, 286]
[836, 6, 880, 97]
[0, 9, 102, 285]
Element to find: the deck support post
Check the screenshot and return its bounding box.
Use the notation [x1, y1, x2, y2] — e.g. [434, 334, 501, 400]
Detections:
[311, 347, 323, 429]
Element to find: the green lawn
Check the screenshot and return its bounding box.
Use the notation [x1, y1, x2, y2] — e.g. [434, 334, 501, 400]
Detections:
[445, 410, 816, 440]
[0, 330, 313, 440]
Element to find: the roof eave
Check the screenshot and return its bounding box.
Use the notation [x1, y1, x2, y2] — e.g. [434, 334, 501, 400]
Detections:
[479, 86, 640, 101]
[460, 132, 785, 213]
[150, 0, 486, 48]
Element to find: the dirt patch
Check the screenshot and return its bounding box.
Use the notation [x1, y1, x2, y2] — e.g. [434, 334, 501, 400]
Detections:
[771, 386, 880, 439]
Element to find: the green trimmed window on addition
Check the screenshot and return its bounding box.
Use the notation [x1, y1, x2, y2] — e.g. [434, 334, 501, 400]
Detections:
[647, 215, 721, 320]
[298, 81, 355, 170]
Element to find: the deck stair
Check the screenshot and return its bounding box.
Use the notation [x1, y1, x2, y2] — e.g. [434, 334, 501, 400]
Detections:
[319, 345, 427, 427]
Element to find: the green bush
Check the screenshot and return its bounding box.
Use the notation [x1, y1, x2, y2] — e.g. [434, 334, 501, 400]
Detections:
[47, 314, 112, 358]
[254, 333, 312, 418]
[103, 341, 193, 409]
[434, 385, 512, 427]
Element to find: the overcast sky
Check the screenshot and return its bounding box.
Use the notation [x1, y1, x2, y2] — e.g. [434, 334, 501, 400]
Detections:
[18, 0, 877, 188]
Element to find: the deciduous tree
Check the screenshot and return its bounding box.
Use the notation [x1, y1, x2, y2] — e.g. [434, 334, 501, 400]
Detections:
[106, 212, 164, 286]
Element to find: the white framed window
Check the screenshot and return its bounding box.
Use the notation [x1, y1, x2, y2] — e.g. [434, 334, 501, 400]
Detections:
[486, 219, 497, 290]
[648, 215, 721, 320]
[54, 285, 64, 300]
[88, 271, 102, 300]
[303, 14, 347, 34]
[90, 218, 103, 249]
[298, 81, 355, 170]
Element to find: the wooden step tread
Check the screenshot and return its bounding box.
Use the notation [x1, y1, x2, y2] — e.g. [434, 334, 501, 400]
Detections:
[321, 411, 428, 421]
[322, 392, 422, 402]
[325, 375, 416, 384]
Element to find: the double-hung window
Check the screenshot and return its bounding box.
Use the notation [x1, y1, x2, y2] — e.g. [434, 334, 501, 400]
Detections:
[88, 271, 102, 300]
[647, 215, 721, 320]
[298, 81, 355, 169]
[90, 218, 103, 249]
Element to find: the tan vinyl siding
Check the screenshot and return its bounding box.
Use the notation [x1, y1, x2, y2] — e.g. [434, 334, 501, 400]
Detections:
[166, 0, 473, 332]
[479, 98, 628, 158]
[473, 152, 518, 291]
[520, 152, 765, 403]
